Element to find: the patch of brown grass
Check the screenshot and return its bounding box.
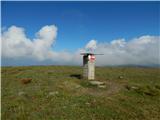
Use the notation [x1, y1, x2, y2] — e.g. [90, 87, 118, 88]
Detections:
[20, 78, 32, 84]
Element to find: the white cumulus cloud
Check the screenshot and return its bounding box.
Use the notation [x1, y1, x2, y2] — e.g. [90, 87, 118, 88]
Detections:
[95, 36, 160, 66]
[85, 39, 97, 51]
[1, 25, 160, 66]
[2, 25, 58, 61]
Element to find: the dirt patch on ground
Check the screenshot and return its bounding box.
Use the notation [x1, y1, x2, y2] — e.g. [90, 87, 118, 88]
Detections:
[84, 80, 123, 97]
[19, 78, 32, 84]
[61, 80, 124, 97]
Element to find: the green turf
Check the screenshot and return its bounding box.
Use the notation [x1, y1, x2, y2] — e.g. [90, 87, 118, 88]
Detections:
[1, 66, 160, 120]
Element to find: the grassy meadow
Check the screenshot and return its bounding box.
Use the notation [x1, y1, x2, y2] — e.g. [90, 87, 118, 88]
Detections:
[1, 66, 160, 120]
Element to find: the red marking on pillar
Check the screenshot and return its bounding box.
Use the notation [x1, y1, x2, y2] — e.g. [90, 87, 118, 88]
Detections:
[88, 55, 95, 62]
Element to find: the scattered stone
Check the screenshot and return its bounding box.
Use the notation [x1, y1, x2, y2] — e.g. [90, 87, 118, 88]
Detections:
[48, 91, 59, 96]
[75, 85, 81, 89]
[18, 91, 26, 96]
[85, 102, 90, 106]
[98, 85, 106, 88]
[118, 76, 124, 79]
[89, 81, 105, 86]
[131, 86, 139, 90]
[89, 80, 106, 88]
[125, 85, 139, 90]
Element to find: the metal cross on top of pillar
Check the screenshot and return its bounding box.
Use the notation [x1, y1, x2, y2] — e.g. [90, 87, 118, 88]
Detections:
[81, 53, 103, 80]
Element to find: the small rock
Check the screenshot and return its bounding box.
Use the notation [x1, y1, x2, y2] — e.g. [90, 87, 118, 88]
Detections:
[18, 91, 26, 96]
[131, 86, 139, 90]
[118, 76, 124, 79]
[89, 80, 106, 89]
[98, 85, 106, 88]
[48, 91, 59, 96]
[75, 85, 81, 89]
[85, 102, 90, 106]
[89, 81, 105, 86]
[125, 85, 139, 90]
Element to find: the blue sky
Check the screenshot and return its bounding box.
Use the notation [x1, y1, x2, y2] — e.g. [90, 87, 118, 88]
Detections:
[2, 1, 159, 52]
[1, 1, 160, 66]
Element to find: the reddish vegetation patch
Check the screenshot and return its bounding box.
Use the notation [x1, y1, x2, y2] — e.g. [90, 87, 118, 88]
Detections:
[20, 78, 32, 84]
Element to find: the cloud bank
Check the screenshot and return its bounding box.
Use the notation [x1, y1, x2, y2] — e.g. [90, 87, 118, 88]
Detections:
[1, 25, 160, 66]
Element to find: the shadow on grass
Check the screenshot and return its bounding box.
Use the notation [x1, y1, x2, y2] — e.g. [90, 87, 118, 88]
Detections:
[70, 74, 82, 79]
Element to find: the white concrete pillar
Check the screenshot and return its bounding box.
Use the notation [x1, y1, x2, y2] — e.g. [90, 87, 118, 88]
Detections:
[83, 54, 95, 80]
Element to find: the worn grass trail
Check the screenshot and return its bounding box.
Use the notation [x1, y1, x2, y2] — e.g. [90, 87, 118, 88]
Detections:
[1, 66, 160, 120]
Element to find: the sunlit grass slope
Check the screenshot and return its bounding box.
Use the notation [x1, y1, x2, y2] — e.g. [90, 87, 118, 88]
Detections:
[2, 66, 160, 120]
